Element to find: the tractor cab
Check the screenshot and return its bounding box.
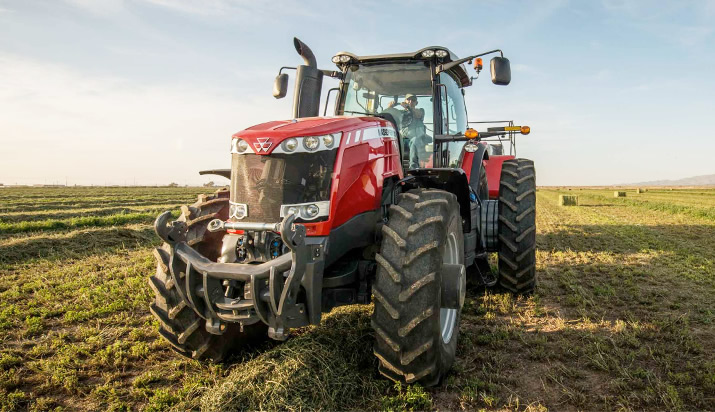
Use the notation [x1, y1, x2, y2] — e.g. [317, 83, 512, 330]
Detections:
[332, 48, 472, 171]
[272, 41, 522, 176]
[321, 46, 529, 201]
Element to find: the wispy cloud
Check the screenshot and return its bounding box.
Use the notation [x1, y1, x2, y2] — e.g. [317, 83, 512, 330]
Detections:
[0, 53, 273, 185]
[600, 0, 715, 47]
[140, 0, 319, 19]
[63, 0, 128, 16]
[512, 64, 539, 74]
[592, 69, 612, 81]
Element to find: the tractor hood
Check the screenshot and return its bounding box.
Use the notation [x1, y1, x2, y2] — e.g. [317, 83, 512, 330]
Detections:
[232, 116, 384, 155]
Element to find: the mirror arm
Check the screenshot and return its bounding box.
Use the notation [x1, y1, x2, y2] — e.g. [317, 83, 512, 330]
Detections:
[280, 66, 341, 79]
[320, 69, 344, 79]
[436, 49, 504, 74]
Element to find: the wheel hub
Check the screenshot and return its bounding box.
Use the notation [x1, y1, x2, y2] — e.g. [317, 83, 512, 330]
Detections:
[440, 232, 464, 344]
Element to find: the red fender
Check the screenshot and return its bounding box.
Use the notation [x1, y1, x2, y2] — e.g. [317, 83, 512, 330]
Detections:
[484, 155, 516, 199]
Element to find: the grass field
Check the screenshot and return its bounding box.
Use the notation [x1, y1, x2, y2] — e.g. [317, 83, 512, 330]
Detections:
[1, 186, 713, 411]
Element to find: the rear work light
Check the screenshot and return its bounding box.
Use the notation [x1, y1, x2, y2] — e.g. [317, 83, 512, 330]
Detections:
[491, 126, 531, 135]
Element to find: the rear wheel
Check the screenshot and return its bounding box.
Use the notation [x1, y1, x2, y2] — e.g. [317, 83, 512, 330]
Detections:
[497, 159, 537, 294]
[149, 189, 267, 361]
[372, 188, 465, 386]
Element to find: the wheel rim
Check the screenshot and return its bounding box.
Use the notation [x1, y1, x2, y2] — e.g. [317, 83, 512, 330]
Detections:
[440, 231, 459, 344]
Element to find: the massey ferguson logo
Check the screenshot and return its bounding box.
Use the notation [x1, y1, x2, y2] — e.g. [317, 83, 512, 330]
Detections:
[253, 137, 272, 153]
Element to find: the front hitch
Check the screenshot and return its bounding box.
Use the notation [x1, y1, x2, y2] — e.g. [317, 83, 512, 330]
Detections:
[153, 209, 314, 340]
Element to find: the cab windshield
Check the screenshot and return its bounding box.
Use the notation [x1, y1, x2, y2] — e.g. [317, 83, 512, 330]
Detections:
[338, 62, 434, 168]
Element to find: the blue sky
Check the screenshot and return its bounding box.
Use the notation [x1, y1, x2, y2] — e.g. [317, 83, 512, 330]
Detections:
[1, 0, 713, 185]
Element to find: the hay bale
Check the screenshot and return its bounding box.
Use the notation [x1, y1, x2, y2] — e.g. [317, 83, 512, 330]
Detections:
[559, 195, 578, 206]
[636, 188, 646, 193]
[614, 191, 626, 197]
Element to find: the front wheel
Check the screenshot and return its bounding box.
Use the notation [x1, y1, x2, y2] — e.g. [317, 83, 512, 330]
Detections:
[371, 188, 465, 386]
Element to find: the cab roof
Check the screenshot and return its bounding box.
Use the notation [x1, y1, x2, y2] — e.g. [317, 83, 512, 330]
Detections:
[333, 46, 472, 87]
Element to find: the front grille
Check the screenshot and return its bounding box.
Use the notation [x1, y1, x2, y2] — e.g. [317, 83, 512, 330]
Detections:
[230, 150, 337, 223]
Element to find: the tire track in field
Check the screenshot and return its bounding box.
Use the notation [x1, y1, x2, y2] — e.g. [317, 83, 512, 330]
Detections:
[576, 191, 715, 221]
[0, 205, 183, 223]
[0, 198, 198, 213]
[548, 190, 715, 269]
[537, 191, 714, 314]
[0, 211, 180, 234]
[0, 225, 157, 265]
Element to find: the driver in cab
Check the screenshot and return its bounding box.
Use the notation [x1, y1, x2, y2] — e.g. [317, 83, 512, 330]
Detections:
[389, 94, 432, 168]
[402, 95, 431, 169]
[389, 94, 425, 133]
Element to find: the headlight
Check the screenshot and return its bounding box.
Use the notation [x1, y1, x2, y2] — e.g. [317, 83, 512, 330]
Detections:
[282, 138, 298, 152]
[464, 142, 478, 153]
[331, 55, 341, 64]
[339, 55, 351, 63]
[237, 139, 249, 153]
[303, 136, 320, 151]
[421, 50, 435, 58]
[305, 204, 320, 218]
[435, 49, 448, 58]
[273, 133, 342, 153]
[280, 201, 330, 221]
[322, 134, 334, 148]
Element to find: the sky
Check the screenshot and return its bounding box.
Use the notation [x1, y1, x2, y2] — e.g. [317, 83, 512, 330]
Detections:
[1, 0, 714, 186]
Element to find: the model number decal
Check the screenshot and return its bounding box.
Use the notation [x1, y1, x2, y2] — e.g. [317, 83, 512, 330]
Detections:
[359, 127, 397, 143]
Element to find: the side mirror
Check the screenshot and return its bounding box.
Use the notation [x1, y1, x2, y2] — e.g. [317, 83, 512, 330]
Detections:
[490, 57, 511, 85]
[273, 73, 289, 99]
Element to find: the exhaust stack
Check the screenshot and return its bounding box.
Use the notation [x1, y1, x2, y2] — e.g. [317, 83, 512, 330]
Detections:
[292, 37, 323, 118]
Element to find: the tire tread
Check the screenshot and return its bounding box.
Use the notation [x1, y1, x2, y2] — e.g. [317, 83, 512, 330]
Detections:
[497, 159, 537, 294]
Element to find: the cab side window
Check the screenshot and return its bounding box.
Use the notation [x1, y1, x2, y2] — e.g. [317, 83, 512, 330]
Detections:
[439, 72, 468, 167]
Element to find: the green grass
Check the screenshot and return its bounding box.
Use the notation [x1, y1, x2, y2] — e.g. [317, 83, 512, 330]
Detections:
[0, 211, 180, 234]
[0, 186, 713, 410]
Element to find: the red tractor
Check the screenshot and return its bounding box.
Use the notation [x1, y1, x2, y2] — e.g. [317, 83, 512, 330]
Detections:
[150, 38, 535, 386]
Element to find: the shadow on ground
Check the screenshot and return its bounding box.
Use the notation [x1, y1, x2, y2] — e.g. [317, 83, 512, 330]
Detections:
[191, 222, 714, 411]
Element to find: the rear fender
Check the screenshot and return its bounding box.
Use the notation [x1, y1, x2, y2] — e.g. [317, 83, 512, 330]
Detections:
[404, 168, 472, 232]
[484, 155, 516, 199]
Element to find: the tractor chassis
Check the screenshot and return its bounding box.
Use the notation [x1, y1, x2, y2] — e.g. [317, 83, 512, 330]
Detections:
[154, 211, 324, 340]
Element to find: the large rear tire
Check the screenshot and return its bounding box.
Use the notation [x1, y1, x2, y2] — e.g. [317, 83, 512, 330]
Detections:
[497, 159, 537, 294]
[372, 188, 465, 386]
[149, 189, 267, 361]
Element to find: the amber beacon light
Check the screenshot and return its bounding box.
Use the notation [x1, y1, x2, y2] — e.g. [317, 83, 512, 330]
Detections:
[464, 128, 479, 139]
